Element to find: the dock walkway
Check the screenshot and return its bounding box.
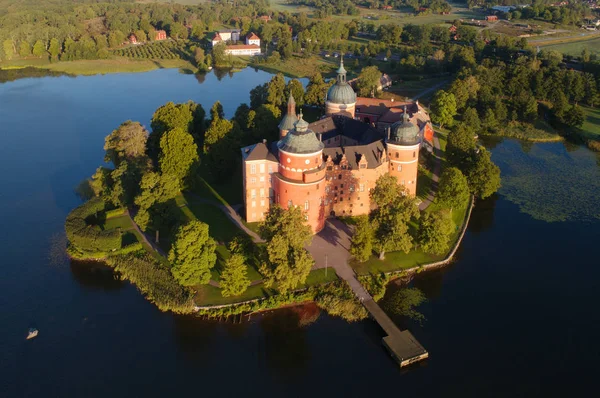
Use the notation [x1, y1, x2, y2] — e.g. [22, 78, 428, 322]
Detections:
[308, 219, 428, 367]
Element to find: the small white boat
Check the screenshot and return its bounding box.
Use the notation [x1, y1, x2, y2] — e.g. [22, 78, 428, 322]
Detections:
[26, 328, 38, 340]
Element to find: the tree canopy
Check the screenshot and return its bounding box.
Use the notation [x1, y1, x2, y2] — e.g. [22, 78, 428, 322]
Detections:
[159, 127, 199, 184]
[418, 210, 455, 255]
[356, 65, 382, 97]
[437, 167, 470, 212]
[169, 220, 217, 286]
[220, 253, 251, 297]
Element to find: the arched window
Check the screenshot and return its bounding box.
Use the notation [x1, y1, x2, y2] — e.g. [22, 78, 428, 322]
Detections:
[288, 200, 293, 208]
[395, 152, 399, 158]
[305, 200, 309, 210]
[413, 151, 416, 158]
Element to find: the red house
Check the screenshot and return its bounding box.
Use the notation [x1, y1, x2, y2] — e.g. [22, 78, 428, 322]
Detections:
[486, 15, 498, 22]
[155, 30, 167, 41]
[128, 34, 137, 44]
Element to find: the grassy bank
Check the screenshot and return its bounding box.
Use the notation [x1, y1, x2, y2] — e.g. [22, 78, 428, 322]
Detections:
[0, 57, 195, 76]
[483, 121, 562, 142]
[250, 54, 338, 78]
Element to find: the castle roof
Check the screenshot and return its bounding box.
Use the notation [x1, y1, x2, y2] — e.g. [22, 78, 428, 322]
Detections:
[247, 32, 260, 40]
[213, 33, 223, 42]
[241, 142, 278, 162]
[327, 58, 357, 105]
[309, 115, 383, 145]
[388, 107, 421, 146]
[279, 94, 298, 131]
[323, 140, 386, 170]
[278, 113, 324, 154]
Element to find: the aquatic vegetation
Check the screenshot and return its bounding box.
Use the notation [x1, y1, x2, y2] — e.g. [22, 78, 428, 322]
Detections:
[493, 140, 600, 222]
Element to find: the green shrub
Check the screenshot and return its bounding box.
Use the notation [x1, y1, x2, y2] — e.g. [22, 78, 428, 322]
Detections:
[106, 252, 195, 313]
[358, 273, 391, 302]
[65, 198, 122, 253]
[105, 207, 126, 218]
[314, 281, 368, 322]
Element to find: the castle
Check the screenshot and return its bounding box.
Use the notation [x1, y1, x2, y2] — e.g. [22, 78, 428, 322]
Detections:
[241, 59, 434, 233]
[212, 31, 261, 56]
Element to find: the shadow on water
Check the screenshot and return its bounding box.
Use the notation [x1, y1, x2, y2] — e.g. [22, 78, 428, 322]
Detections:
[69, 260, 125, 291]
[468, 193, 499, 234]
[0, 67, 71, 83]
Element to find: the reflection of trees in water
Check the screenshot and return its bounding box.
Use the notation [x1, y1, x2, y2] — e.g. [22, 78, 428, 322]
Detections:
[48, 232, 69, 269]
[468, 193, 498, 234]
[259, 307, 311, 375]
[69, 260, 124, 291]
[194, 72, 206, 85]
[171, 315, 220, 359]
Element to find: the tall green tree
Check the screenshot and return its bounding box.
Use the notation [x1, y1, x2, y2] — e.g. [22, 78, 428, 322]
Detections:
[465, 148, 501, 199]
[304, 72, 328, 106]
[134, 172, 180, 230]
[437, 167, 470, 212]
[356, 65, 382, 97]
[19, 40, 31, 57]
[266, 73, 286, 107]
[447, 123, 476, 169]
[2, 39, 13, 60]
[430, 90, 457, 129]
[104, 121, 149, 167]
[220, 253, 251, 297]
[418, 210, 455, 255]
[258, 205, 314, 293]
[48, 38, 60, 60]
[169, 221, 217, 286]
[350, 215, 373, 262]
[285, 79, 305, 107]
[370, 174, 420, 259]
[204, 113, 234, 154]
[159, 127, 199, 183]
[32, 40, 46, 57]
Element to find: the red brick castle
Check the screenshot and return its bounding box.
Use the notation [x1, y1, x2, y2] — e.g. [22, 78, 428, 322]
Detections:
[241, 59, 434, 233]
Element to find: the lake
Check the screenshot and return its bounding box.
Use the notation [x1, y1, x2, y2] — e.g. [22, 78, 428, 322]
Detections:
[1, 68, 599, 397]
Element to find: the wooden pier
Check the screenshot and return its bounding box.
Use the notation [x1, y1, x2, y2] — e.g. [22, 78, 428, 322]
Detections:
[363, 299, 429, 367]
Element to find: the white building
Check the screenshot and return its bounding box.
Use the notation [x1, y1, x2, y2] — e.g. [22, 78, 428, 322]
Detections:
[215, 32, 262, 56]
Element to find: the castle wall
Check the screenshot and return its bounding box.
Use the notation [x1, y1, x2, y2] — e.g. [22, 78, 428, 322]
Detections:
[325, 101, 355, 118]
[386, 142, 420, 196]
[273, 175, 326, 233]
[242, 159, 278, 223]
[278, 149, 323, 181]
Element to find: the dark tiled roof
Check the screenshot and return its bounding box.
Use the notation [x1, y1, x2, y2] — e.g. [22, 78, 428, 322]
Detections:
[241, 143, 278, 162]
[323, 140, 385, 170]
[309, 115, 383, 145]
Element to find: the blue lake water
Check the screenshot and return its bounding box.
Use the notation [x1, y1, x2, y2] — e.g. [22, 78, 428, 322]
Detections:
[1, 68, 599, 397]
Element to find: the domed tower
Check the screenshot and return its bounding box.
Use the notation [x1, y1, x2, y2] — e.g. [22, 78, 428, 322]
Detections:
[326, 57, 357, 117]
[278, 94, 298, 139]
[274, 113, 327, 233]
[386, 106, 422, 196]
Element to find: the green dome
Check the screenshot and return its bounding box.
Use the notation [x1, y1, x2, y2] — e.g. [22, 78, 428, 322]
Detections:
[327, 57, 356, 105]
[278, 113, 324, 154]
[278, 113, 298, 131]
[327, 83, 357, 105]
[388, 109, 421, 146]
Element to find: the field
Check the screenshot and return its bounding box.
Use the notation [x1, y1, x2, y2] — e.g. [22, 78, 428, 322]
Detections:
[579, 106, 600, 140]
[112, 41, 189, 60]
[0, 57, 194, 76]
[540, 35, 600, 56]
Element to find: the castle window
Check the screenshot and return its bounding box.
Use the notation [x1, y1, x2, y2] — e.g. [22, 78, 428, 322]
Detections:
[251, 189, 256, 199]
[359, 184, 365, 192]
[305, 200, 309, 210]
[350, 185, 355, 192]
[288, 200, 293, 208]
[251, 177, 257, 184]
[341, 184, 344, 188]
[268, 165, 273, 173]
[340, 197, 344, 202]
[260, 176, 265, 182]
[397, 165, 402, 172]
[261, 200, 265, 206]
[395, 153, 399, 158]
[315, 157, 319, 164]
[252, 201, 256, 207]
[268, 176, 272, 183]
[326, 186, 330, 193]
[360, 203, 364, 207]
[402, 180, 405, 185]
[260, 188, 264, 198]
[360, 164, 366, 169]
[334, 186, 338, 190]
[250, 164, 256, 174]
[342, 165, 346, 170]
[338, 174, 342, 179]
[260, 164, 265, 173]
[317, 184, 320, 190]
[327, 166, 333, 171]
[304, 215, 309, 221]
[413, 151, 416, 158]
[341, 191, 344, 195]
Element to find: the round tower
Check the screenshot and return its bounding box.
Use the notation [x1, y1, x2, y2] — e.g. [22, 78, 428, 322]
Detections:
[386, 106, 421, 196]
[274, 113, 327, 233]
[325, 57, 357, 118]
[278, 94, 298, 139]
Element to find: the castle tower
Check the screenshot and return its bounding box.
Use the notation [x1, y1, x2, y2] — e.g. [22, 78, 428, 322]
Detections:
[273, 112, 327, 233]
[386, 106, 421, 196]
[278, 94, 298, 139]
[325, 57, 357, 118]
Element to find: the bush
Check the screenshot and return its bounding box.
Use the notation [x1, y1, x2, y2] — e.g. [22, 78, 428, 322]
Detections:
[314, 281, 368, 322]
[105, 207, 126, 218]
[106, 252, 195, 313]
[65, 198, 122, 253]
[358, 273, 391, 302]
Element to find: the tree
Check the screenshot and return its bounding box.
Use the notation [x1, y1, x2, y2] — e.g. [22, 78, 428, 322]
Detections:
[134, 172, 180, 230]
[370, 175, 420, 259]
[466, 148, 501, 199]
[447, 123, 476, 169]
[3, 39, 13, 60]
[418, 210, 455, 255]
[210, 101, 224, 121]
[220, 253, 251, 297]
[266, 73, 286, 106]
[211, 42, 227, 66]
[285, 79, 305, 107]
[385, 287, 426, 323]
[169, 221, 217, 286]
[159, 127, 199, 183]
[563, 105, 585, 128]
[204, 113, 234, 153]
[19, 40, 31, 57]
[48, 38, 61, 60]
[462, 107, 481, 131]
[304, 72, 328, 106]
[258, 205, 314, 293]
[356, 65, 382, 97]
[108, 30, 125, 48]
[350, 215, 373, 262]
[437, 167, 470, 212]
[430, 90, 457, 129]
[250, 83, 268, 108]
[32, 40, 46, 58]
[104, 121, 149, 167]
[194, 47, 205, 67]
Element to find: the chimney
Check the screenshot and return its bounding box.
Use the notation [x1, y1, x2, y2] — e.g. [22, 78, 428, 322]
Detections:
[263, 139, 267, 144]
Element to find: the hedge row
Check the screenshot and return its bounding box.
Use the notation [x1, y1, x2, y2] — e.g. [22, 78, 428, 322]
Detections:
[112, 41, 185, 60]
[65, 198, 121, 253]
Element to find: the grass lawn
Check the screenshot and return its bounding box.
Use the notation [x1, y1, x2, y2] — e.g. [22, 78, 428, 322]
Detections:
[103, 214, 135, 231]
[490, 120, 562, 142]
[1, 57, 194, 76]
[211, 245, 264, 283]
[388, 76, 450, 101]
[416, 165, 434, 202]
[350, 196, 469, 275]
[536, 34, 600, 55]
[579, 105, 600, 140]
[251, 54, 338, 78]
[192, 168, 243, 206]
[184, 199, 242, 243]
